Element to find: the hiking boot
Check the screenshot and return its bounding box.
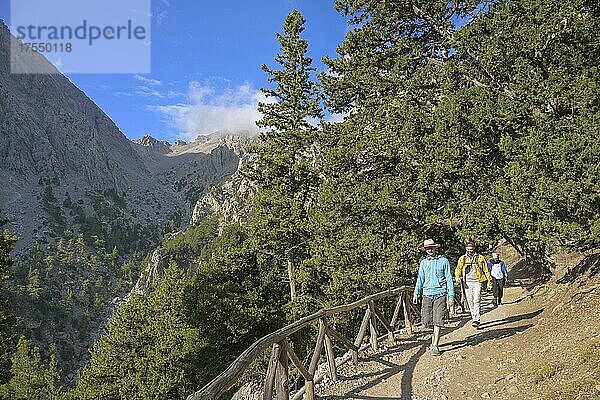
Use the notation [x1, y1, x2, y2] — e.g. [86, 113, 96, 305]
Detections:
[472, 321, 480, 328]
[493, 298, 498, 307]
[431, 346, 441, 356]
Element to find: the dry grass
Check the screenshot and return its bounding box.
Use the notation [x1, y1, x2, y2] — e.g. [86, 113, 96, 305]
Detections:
[528, 362, 559, 384]
[547, 378, 599, 400]
[577, 338, 600, 368]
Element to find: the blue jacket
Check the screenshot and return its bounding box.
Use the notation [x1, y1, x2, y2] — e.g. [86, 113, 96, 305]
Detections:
[413, 254, 454, 301]
[487, 259, 508, 278]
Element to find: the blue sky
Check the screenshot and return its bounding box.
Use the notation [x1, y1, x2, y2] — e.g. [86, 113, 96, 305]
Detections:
[0, 1, 348, 142]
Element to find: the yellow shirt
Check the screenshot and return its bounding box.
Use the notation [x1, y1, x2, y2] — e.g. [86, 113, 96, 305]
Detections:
[455, 254, 492, 288]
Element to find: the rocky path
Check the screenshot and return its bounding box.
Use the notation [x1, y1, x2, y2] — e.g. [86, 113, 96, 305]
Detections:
[316, 250, 600, 400]
[316, 279, 544, 399]
[379, 282, 537, 400]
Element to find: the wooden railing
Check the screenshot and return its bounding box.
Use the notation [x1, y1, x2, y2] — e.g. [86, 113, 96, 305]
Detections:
[187, 286, 419, 400]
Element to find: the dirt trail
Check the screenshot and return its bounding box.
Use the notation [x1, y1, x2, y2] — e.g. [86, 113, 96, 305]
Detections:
[316, 251, 600, 400]
[366, 283, 535, 399]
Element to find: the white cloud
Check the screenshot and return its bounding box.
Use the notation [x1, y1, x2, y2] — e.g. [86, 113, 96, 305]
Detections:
[134, 74, 162, 86]
[116, 88, 183, 99]
[117, 76, 184, 99]
[325, 112, 348, 124]
[149, 81, 269, 141]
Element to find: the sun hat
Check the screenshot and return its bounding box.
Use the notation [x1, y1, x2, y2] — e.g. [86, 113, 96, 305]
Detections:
[423, 239, 441, 250]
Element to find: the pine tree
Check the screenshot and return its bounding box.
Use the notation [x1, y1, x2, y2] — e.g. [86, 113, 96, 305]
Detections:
[1, 338, 61, 400]
[454, 0, 600, 259]
[187, 223, 288, 384]
[73, 262, 199, 399]
[311, 0, 496, 305]
[313, 0, 600, 290]
[248, 9, 322, 311]
[0, 213, 17, 385]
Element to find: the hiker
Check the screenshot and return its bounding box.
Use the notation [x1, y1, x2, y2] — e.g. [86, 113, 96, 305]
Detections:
[455, 239, 492, 328]
[413, 239, 454, 356]
[488, 252, 508, 306]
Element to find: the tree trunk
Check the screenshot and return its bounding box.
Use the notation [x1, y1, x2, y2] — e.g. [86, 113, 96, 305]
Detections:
[287, 258, 297, 301]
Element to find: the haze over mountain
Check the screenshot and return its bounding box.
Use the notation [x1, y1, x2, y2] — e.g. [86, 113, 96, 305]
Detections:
[0, 20, 242, 256]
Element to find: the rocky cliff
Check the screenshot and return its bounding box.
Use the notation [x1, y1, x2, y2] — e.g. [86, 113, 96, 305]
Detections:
[0, 19, 245, 384]
[190, 134, 256, 229]
[131, 134, 256, 297]
[0, 20, 240, 256]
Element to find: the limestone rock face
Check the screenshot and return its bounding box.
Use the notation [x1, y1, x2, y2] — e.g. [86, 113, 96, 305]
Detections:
[0, 21, 240, 255]
[190, 134, 256, 230]
[130, 247, 165, 296]
[0, 20, 259, 386]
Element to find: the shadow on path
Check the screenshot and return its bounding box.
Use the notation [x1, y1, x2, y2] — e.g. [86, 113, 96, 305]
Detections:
[479, 309, 543, 329]
[321, 290, 541, 399]
[441, 308, 542, 352]
[442, 323, 534, 352]
[332, 339, 427, 399]
[508, 259, 552, 290]
[322, 316, 473, 399]
[399, 343, 428, 400]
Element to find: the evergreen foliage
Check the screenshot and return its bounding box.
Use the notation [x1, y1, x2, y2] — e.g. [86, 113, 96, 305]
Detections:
[187, 223, 288, 384]
[76, 3, 598, 393]
[4, 1, 599, 396]
[8, 230, 143, 384]
[160, 216, 219, 264]
[310, 0, 600, 296]
[0, 337, 61, 400]
[74, 262, 199, 399]
[453, 0, 600, 257]
[248, 9, 323, 315]
[0, 215, 17, 385]
[311, 0, 484, 306]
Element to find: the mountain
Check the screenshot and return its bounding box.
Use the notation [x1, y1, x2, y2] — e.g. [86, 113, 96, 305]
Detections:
[0, 19, 247, 383]
[131, 133, 256, 296]
[0, 20, 240, 256]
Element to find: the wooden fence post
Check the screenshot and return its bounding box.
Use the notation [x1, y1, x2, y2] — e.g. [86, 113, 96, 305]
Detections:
[323, 320, 338, 381]
[390, 293, 403, 330]
[368, 301, 378, 351]
[281, 341, 312, 400]
[353, 307, 371, 364]
[403, 292, 413, 334]
[187, 286, 414, 400]
[275, 340, 289, 400]
[263, 343, 281, 400]
[308, 319, 326, 376]
[303, 381, 314, 400]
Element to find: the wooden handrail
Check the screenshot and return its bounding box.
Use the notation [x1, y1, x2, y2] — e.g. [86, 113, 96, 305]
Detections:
[187, 285, 417, 400]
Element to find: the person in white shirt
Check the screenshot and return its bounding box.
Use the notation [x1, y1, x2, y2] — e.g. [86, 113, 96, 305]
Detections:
[487, 252, 508, 307]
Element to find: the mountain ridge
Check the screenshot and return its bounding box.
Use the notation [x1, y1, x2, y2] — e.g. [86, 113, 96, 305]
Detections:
[0, 20, 243, 256]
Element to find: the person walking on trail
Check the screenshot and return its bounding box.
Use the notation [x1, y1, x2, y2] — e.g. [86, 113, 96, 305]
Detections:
[488, 252, 508, 307]
[455, 240, 492, 329]
[413, 239, 454, 356]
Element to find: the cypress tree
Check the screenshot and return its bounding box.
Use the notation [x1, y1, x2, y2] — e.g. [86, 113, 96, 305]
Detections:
[311, 1, 493, 305]
[248, 9, 322, 313]
[0, 213, 17, 385]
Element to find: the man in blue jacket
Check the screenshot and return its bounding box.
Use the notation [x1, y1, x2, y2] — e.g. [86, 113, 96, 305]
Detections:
[413, 239, 454, 356]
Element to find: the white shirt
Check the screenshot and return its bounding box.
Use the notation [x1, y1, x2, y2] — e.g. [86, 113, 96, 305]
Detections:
[490, 263, 505, 279]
